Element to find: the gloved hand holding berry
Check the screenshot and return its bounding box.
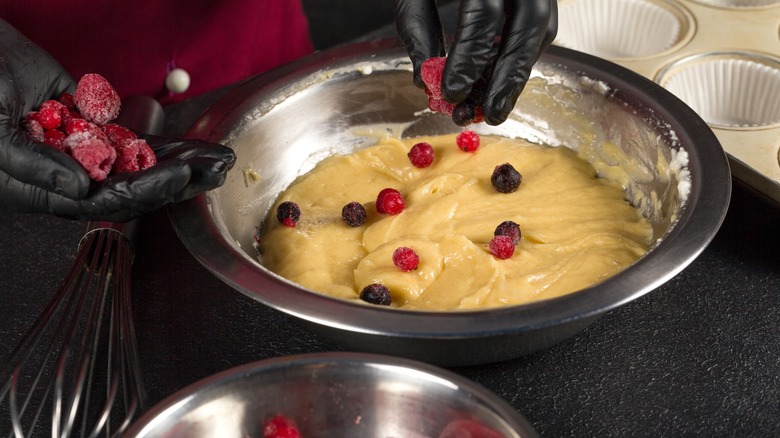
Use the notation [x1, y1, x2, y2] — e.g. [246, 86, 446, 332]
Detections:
[394, 0, 558, 126]
[0, 19, 236, 222]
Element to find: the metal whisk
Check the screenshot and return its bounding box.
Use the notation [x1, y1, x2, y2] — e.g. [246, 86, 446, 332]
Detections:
[0, 221, 145, 437]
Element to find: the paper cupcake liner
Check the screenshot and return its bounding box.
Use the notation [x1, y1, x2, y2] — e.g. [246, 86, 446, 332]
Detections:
[555, 0, 692, 59]
[656, 52, 780, 128]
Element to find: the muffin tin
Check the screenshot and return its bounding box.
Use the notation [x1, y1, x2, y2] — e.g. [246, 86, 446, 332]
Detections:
[555, 0, 780, 203]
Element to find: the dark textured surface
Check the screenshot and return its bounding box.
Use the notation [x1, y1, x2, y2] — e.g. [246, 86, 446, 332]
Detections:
[2, 4, 780, 437]
[2, 175, 778, 437]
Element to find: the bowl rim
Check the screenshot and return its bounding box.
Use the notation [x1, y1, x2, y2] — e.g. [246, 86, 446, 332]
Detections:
[168, 39, 731, 339]
[124, 351, 538, 437]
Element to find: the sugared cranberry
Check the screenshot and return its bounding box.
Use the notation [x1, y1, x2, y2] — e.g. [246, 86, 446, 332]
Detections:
[342, 201, 367, 227]
[392, 247, 419, 271]
[408, 142, 435, 168]
[376, 188, 405, 215]
[491, 163, 522, 193]
[494, 220, 522, 245]
[360, 284, 392, 305]
[276, 201, 301, 227]
[489, 235, 515, 260]
[456, 130, 480, 152]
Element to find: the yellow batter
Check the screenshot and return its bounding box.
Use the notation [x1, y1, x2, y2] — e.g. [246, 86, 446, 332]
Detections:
[257, 133, 651, 311]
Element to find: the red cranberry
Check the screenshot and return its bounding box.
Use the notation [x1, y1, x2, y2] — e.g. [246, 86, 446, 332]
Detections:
[408, 142, 435, 168]
[392, 247, 419, 271]
[376, 188, 405, 215]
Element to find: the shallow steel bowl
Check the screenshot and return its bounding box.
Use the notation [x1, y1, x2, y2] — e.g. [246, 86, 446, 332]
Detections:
[169, 40, 731, 366]
[125, 352, 536, 437]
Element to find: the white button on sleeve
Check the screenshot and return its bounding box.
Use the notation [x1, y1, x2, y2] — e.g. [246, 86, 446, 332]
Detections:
[165, 68, 191, 94]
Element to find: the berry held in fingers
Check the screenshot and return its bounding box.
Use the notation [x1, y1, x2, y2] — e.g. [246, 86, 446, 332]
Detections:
[420, 57, 484, 126]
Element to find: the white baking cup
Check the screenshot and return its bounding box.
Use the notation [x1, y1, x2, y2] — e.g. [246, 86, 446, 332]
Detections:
[555, 0, 693, 59]
[656, 52, 780, 128]
[688, 0, 780, 8]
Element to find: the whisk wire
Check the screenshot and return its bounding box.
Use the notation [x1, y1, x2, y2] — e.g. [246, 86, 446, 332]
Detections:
[1, 222, 144, 438]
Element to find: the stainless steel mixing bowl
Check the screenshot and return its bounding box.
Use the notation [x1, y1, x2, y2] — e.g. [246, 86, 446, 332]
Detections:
[169, 40, 731, 366]
[125, 352, 537, 437]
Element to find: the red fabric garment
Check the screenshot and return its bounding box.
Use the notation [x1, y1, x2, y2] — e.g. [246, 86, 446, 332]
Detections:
[1, 0, 314, 104]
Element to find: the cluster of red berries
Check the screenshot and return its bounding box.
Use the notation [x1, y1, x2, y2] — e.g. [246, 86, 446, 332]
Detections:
[420, 57, 485, 126]
[23, 73, 156, 181]
[263, 414, 302, 438]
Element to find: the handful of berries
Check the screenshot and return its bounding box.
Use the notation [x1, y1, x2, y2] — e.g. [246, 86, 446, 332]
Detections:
[23, 73, 156, 181]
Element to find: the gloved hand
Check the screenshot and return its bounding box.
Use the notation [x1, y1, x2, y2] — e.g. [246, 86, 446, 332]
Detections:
[0, 19, 236, 222]
[394, 0, 558, 126]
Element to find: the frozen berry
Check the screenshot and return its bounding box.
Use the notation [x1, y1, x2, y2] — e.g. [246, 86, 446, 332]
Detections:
[452, 102, 476, 127]
[23, 117, 44, 142]
[456, 130, 480, 152]
[494, 220, 521, 245]
[276, 201, 301, 227]
[102, 123, 137, 147]
[421, 57, 458, 118]
[489, 235, 515, 260]
[376, 188, 405, 215]
[491, 163, 522, 193]
[36, 100, 64, 129]
[392, 247, 419, 271]
[420, 57, 446, 100]
[74, 73, 120, 125]
[360, 284, 392, 305]
[43, 129, 67, 152]
[58, 92, 76, 110]
[341, 201, 367, 227]
[407, 142, 434, 168]
[113, 139, 157, 173]
[68, 136, 116, 181]
[60, 109, 82, 127]
[64, 118, 109, 143]
[420, 56, 485, 125]
[263, 414, 302, 438]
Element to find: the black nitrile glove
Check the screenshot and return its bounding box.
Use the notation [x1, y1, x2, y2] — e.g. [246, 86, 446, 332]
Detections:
[395, 0, 558, 125]
[0, 19, 236, 222]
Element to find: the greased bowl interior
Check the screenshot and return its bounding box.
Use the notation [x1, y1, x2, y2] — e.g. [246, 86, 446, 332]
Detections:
[125, 352, 537, 437]
[169, 40, 731, 366]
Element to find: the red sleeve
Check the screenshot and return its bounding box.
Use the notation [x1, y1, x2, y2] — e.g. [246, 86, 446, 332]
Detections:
[1, 0, 314, 104]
